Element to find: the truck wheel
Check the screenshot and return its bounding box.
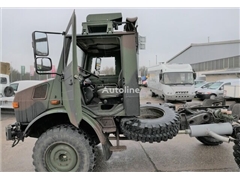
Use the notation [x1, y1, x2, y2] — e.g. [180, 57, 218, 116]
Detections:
[233, 135, 240, 168]
[195, 136, 223, 146]
[120, 104, 180, 143]
[33, 125, 96, 172]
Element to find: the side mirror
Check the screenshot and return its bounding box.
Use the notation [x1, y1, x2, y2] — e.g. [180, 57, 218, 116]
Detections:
[32, 32, 49, 56]
[36, 57, 52, 71]
[193, 72, 196, 80]
[219, 86, 223, 90]
[159, 73, 162, 80]
[95, 58, 102, 71]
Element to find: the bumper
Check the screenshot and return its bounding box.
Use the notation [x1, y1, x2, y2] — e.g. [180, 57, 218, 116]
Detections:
[166, 95, 195, 101]
[196, 93, 210, 99]
[5, 122, 23, 143]
[0, 97, 14, 109]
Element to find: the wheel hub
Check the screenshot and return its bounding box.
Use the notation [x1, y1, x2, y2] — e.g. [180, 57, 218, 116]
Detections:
[45, 143, 78, 172]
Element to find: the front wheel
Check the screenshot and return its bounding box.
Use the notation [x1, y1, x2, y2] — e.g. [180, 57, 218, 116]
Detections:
[33, 125, 96, 172]
[210, 94, 216, 100]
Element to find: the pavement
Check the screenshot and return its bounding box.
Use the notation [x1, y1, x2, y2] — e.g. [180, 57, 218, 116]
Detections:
[0, 87, 239, 172]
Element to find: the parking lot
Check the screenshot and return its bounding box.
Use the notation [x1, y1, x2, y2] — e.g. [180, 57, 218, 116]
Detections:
[0, 87, 239, 172]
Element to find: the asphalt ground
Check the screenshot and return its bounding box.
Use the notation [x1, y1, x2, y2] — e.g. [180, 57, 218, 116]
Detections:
[0, 87, 239, 172]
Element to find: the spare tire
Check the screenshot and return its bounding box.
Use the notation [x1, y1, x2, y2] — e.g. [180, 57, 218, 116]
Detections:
[120, 104, 180, 143]
[4, 86, 14, 97]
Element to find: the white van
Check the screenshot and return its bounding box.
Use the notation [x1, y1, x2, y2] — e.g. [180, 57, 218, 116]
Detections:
[148, 63, 196, 102]
[196, 79, 240, 100]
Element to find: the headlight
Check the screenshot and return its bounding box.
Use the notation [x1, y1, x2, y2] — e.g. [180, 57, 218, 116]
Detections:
[204, 92, 211, 94]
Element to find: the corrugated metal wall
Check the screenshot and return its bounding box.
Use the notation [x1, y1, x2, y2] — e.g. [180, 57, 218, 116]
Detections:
[169, 42, 240, 64]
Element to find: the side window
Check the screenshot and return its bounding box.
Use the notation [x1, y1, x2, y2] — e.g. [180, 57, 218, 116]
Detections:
[67, 43, 84, 67]
[10, 83, 19, 91]
[91, 57, 116, 75]
[221, 82, 231, 90]
[0, 77, 7, 84]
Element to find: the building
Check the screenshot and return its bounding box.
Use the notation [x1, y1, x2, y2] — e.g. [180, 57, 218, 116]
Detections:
[167, 40, 240, 82]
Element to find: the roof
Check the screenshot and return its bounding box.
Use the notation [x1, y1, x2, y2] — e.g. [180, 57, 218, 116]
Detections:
[202, 68, 240, 75]
[167, 40, 240, 64]
[148, 63, 193, 72]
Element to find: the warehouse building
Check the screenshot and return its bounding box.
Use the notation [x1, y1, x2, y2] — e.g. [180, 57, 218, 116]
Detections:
[167, 40, 240, 82]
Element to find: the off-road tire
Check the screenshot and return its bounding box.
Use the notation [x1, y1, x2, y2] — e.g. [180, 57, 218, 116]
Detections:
[120, 104, 180, 143]
[32, 124, 96, 172]
[233, 136, 240, 168]
[195, 136, 223, 146]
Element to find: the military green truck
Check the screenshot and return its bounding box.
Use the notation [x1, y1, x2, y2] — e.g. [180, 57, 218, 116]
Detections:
[5, 11, 240, 172]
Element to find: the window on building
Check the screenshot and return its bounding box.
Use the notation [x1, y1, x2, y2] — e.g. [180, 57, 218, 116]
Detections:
[224, 58, 228, 68]
[229, 57, 234, 68]
[233, 56, 240, 68]
[204, 62, 208, 70]
[208, 61, 213, 70]
[219, 59, 224, 69]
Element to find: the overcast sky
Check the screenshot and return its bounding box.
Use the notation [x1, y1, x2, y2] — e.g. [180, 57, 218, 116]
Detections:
[1, 8, 239, 72]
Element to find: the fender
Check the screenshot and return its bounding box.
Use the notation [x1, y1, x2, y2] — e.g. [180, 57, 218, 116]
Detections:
[24, 107, 107, 145]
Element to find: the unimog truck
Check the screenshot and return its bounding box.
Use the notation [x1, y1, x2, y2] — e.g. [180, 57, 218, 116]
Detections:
[5, 11, 240, 172]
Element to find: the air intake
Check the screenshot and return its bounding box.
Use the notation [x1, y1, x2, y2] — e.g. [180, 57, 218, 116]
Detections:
[33, 84, 48, 99]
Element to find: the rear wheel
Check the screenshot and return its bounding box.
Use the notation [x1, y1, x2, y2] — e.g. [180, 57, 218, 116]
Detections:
[233, 133, 240, 168]
[196, 136, 223, 146]
[33, 125, 96, 172]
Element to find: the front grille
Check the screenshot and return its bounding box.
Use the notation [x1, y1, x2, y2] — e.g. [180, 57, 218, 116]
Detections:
[33, 84, 48, 99]
[175, 91, 188, 94]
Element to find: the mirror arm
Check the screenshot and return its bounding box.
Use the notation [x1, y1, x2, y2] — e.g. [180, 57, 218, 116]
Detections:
[36, 70, 64, 78]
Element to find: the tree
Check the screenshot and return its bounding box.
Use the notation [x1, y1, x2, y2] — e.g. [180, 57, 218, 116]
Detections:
[101, 66, 115, 75]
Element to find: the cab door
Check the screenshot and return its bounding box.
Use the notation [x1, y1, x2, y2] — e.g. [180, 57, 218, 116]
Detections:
[62, 11, 83, 127]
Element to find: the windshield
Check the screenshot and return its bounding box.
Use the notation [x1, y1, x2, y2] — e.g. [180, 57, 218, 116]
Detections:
[208, 82, 222, 89]
[195, 83, 205, 88]
[163, 72, 194, 85]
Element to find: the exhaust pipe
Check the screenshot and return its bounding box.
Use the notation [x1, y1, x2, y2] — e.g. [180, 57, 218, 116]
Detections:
[178, 123, 234, 142]
[189, 123, 232, 137]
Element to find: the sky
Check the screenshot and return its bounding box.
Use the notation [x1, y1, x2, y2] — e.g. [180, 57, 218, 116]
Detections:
[1, 6, 240, 73]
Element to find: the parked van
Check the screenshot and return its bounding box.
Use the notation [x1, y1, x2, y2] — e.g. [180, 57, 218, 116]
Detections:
[196, 79, 240, 100]
[148, 63, 196, 102]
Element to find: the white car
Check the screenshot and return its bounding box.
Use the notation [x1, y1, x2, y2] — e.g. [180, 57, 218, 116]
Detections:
[0, 80, 42, 109]
[195, 82, 214, 93]
[196, 79, 240, 100]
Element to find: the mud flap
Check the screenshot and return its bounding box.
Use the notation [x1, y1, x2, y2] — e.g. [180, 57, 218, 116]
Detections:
[102, 136, 113, 160]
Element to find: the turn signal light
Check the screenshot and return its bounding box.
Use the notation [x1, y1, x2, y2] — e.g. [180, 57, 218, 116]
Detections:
[50, 100, 60, 105]
[12, 102, 19, 109]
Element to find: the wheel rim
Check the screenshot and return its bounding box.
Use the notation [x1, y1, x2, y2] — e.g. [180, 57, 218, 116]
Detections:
[210, 95, 216, 100]
[45, 143, 79, 172]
